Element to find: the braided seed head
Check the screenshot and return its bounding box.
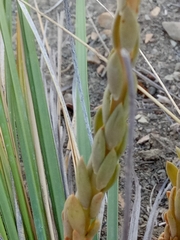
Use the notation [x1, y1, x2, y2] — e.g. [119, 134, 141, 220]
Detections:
[62, 0, 140, 239]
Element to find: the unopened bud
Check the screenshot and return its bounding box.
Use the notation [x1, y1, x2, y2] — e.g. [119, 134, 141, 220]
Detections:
[76, 157, 92, 209]
[105, 103, 126, 149]
[65, 195, 86, 236]
[96, 149, 117, 190]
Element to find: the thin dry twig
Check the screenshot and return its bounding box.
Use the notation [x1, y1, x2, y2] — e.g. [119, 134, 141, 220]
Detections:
[44, 0, 63, 14]
[138, 85, 180, 124]
[95, 0, 114, 17]
[149, 184, 156, 210]
[143, 179, 170, 240]
[139, 49, 180, 116]
[128, 174, 141, 240]
[87, 10, 110, 54]
[34, 0, 51, 54]
[134, 69, 180, 101]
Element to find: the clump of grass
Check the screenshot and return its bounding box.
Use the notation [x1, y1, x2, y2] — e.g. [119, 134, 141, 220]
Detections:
[0, 0, 179, 239]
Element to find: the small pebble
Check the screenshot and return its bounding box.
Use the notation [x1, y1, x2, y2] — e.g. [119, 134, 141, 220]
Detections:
[87, 51, 101, 64]
[97, 12, 113, 29]
[162, 22, 180, 41]
[175, 62, 180, 72]
[170, 40, 177, 47]
[102, 29, 111, 38]
[145, 14, 151, 21]
[100, 33, 107, 41]
[173, 71, 180, 81]
[164, 74, 174, 81]
[91, 32, 98, 41]
[138, 116, 149, 124]
[170, 85, 176, 92]
[148, 86, 156, 95]
[150, 6, 161, 17]
[135, 114, 142, 120]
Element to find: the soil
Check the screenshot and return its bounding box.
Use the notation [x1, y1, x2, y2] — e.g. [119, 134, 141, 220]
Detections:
[33, 0, 180, 239]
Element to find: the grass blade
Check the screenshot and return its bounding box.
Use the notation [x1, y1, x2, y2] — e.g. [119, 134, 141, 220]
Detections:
[0, 95, 35, 239]
[0, 1, 48, 238]
[0, 215, 8, 240]
[75, 0, 92, 163]
[107, 180, 119, 239]
[0, 133, 13, 209]
[17, 2, 66, 238]
[0, 176, 19, 240]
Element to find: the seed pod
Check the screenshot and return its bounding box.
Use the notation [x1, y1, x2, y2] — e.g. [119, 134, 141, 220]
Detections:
[117, 0, 126, 12]
[157, 232, 164, 240]
[107, 50, 124, 101]
[164, 212, 168, 223]
[86, 220, 100, 239]
[175, 189, 180, 221]
[127, 0, 141, 14]
[131, 36, 139, 65]
[89, 192, 104, 219]
[94, 107, 103, 135]
[105, 103, 126, 149]
[103, 164, 120, 192]
[102, 86, 111, 124]
[164, 224, 170, 240]
[90, 172, 99, 196]
[166, 210, 177, 238]
[176, 147, 180, 159]
[166, 161, 178, 187]
[87, 160, 93, 178]
[121, 88, 129, 116]
[168, 187, 176, 213]
[65, 195, 86, 236]
[166, 191, 171, 199]
[115, 126, 127, 158]
[177, 169, 180, 190]
[120, 5, 138, 52]
[62, 210, 72, 239]
[76, 157, 92, 209]
[72, 230, 84, 240]
[96, 149, 117, 190]
[90, 128, 106, 174]
[112, 13, 121, 49]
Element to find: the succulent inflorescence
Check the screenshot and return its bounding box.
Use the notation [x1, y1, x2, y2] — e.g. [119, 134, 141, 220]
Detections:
[62, 0, 141, 239]
[158, 148, 180, 240]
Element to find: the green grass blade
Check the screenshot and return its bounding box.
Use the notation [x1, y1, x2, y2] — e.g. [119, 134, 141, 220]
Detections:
[0, 215, 8, 240]
[0, 2, 48, 239]
[107, 179, 119, 240]
[0, 98, 35, 239]
[0, 139, 13, 210]
[17, 3, 66, 238]
[75, 0, 91, 164]
[0, 176, 19, 240]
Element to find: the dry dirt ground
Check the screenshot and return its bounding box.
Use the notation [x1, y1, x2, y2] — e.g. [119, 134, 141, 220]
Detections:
[33, 0, 180, 239]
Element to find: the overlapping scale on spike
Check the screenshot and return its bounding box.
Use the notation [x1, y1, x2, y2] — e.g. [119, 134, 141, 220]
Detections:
[62, 0, 141, 238]
[76, 157, 92, 209]
[158, 161, 180, 240]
